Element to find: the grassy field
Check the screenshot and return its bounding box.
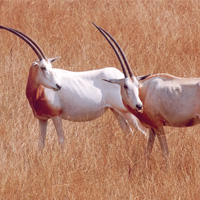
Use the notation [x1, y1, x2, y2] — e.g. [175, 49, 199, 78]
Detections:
[1, 0, 200, 199]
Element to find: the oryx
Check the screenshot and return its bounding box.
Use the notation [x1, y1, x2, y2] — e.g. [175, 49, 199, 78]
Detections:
[96, 24, 200, 159]
[0, 24, 148, 150]
[124, 73, 200, 158]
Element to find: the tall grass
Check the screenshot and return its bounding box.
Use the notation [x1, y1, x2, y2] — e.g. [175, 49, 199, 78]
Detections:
[0, 0, 200, 199]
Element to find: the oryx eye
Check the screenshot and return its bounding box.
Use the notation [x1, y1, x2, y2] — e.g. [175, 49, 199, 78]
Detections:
[124, 84, 128, 89]
[41, 66, 46, 71]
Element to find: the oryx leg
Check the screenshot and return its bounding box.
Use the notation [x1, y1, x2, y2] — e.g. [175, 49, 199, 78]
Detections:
[111, 110, 133, 166]
[123, 113, 147, 136]
[38, 119, 48, 151]
[146, 128, 156, 158]
[111, 109, 132, 136]
[52, 116, 65, 147]
[156, 127, 169, 158]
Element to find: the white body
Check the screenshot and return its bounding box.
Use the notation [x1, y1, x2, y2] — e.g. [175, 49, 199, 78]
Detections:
[1, 24, 145, 151]
[26, 63, 145, 150]
[50, 67, 127, 121]
[123, 73, 200, 158]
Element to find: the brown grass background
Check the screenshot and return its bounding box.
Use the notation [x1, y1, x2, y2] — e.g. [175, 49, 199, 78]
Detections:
[0, 0, 200, 199]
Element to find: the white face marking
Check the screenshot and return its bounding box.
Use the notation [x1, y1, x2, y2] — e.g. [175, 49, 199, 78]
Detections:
[36, 59, 61, 91]
[121, 77, 143, 111]
[102, 76, 143, 111]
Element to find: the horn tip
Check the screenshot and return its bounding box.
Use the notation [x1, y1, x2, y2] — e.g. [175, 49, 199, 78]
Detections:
[92, 22, 98, 27]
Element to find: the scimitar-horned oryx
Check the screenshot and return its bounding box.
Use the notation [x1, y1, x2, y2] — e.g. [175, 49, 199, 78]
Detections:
[96, 24, 200, 159]
[0, 25, 149, 150]
[123, 72, 200, 158]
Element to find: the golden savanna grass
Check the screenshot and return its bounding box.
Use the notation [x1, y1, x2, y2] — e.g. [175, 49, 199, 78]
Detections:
[1, 0, 200, 199]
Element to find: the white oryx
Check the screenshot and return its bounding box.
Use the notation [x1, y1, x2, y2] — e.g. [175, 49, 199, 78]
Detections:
[0, 24, 148, 150]
[122, 73, 200, 158]
[93, 25, 200, 159]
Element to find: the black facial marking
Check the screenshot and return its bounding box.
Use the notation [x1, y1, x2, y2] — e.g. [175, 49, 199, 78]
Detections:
[124, 84, 128, 89]
[41, 66, 46, 71]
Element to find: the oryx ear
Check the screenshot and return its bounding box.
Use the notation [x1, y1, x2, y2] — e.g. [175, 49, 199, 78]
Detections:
[137, 74, 151, 81]
[48, 56, 61, 63]
[102, 78, 123, 84]
[33, 60, 40, 66]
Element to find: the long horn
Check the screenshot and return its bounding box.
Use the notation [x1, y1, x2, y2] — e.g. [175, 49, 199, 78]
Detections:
[98, 25, 134, 77]
[9, 27, 47, 60]
[92, 23, 128, 78]
[0, 25, 44, 61]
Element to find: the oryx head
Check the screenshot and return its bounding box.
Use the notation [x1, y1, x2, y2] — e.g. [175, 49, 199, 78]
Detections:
[93, 23, 143, 112]
[0, 25, 61, 91]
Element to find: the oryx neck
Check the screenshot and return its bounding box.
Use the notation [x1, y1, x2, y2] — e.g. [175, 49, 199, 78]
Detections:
[26, 66, 42, 99]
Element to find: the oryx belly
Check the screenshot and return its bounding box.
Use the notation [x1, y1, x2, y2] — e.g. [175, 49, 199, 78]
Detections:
[59, 89, 108, 121]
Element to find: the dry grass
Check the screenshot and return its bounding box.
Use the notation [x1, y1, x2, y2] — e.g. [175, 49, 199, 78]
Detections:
[1, 0, 200, 199]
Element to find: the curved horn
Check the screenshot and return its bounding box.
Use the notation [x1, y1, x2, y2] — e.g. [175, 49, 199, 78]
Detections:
[97, 25, 134, 77]
[8, 27, 47, 60]
[0, 25, 44, 61]
[92, 23, 128, 78]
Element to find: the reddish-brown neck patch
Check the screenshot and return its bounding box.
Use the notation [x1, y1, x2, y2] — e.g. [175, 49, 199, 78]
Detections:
[122, 99, 160, 128]
[26, 66, 61, 120]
